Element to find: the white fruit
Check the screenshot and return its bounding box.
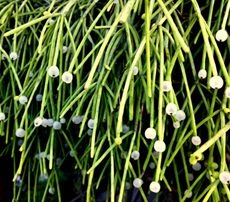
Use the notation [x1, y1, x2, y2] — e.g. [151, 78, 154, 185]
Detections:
[153, 151, 159, 159]
[87, 119, 95, 129]
[122, 125, 130, 133]
[162, 81, 172, 92]
[188, 173, 194, 181]
[131, 150, 140, 160]
[34, 117, 43, 127]
[133, 66, 138, 75]
[60, 118, 66, 124]
[149, 162, 156, 169]
[209, 76, 224, 89]
[184, 189, 192, 198]
[10, 52, 18, 60]
[198, 69, 207, 79]
[225, 87, 230, 98]
[125, 182, 131, 190]
[192, 162, 202, 171]
[72, 116, 82, 124]
[166, 103, 177, 115]
[133, 178, 142, 188]
[63, 46, 68, 53]
[29, 71, 33, 77]
[1, 54, 6, 60]
[215, 30, 228, 42]
[87, 129, 93, 136]
[149, 181, 161, 193]
[154, 140, 166, 152]
[36, 94, 43, 101]
[48, 66, 59, 78]
[191, 136, 201, 146]
[175, 110, 186, 121]
[145, 128, 156, 139]
[19, 96, 28, 104]
[62, 72, 73, 84]
[0, 112, 6, 121]
[16, 128, 25, 137]
[53, 121, 61, 130]
[173, 121, 180, 129]
[219, 171, 230, 184]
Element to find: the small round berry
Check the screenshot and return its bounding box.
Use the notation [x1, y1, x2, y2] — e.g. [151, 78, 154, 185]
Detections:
[149, 162, 156, 169]
[62, 72, 73, 84]
[5, 107, 9, 113]
[122, 125, 130, 133]
[39, 152, 45, 158]
[56, 158, 62, 165]
[34, 117, 43, 127]
[184, 189, 192, 198]
[72, 116, 82, 124]
[162, 81, 172, 92]
[46, 154, 50, 160]
[60, 118, 66, 124]
[87, 129, 93, 136]
[19, 96, 28, 104]
[175, 110, 186, 121]
[18, 139, 24, 146]
[145, 128, 156, 139]
[133, 178, 142, 188]
[198, 69, 207, 79]
[80, 115, 85, 122]
[53, 121, 61, 130]
[173, 121, 180, 129]
[215, 30, 228, 42]
[131, 150, 140, 160]
[48, 66, 59, 78]
[48, 187, 55, 194]
[114, 0, 119, 3]
[192, 162, 202, 171]
[219, 171, 230, 184]
[48, 118, 54, 126]
[209, 76, 224, 89]
[125, 182, 131, 190]
[42, 118, 50, 127]
[0, 112, 6, 121]
[29, 71, 33, 77]
[70, 150, 76, 157]
[49, 19, 54, 25]
[1, 54, 6, 60]
[36, 94, 43, 101]
[191, 136, 201, 146]
[166, 103, 177, 115]
[225, 87, 230, 98]
[153, 151, 159, 159]
[149, 181, 161, 193]
[188, 173, 194, 181]
[154, 140, 166, 152]
[87, 119, 95, 129]
[63, 46, 68, 53]
[16, 128, 25, 137]
[10, 52, 18, 60]
[133, 66, 138, 75]
[115, 137, 122, 145]
[120, 151, 127, 159]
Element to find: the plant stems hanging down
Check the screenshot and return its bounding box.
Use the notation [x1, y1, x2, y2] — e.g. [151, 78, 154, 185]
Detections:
[1, 1, 230, 201]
